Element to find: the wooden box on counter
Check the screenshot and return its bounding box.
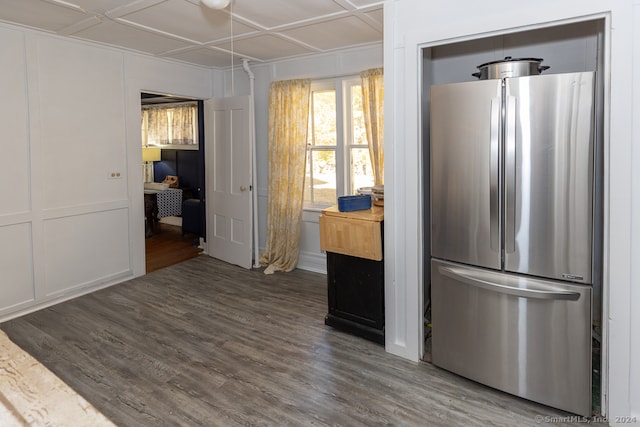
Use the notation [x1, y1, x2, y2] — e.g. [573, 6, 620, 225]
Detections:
[319, 205, 384, 344]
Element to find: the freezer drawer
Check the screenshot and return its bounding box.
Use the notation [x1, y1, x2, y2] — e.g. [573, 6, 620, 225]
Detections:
[431, 259, 592, 417]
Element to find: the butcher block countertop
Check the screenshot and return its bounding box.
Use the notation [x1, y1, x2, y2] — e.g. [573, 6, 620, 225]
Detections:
[320, 205, 384, 222]
[319, 205, 384, 261]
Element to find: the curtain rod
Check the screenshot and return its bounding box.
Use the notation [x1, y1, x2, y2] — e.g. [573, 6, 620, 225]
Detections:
[263, 71, 365, 82]
[264, 72, 359, 84]
[142, 101, 198, 109]
[277, 67, 381, 82]
[313, 71, 361, 80]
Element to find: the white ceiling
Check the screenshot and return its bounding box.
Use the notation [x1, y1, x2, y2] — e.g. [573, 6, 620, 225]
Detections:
[0, 0, 384, 69]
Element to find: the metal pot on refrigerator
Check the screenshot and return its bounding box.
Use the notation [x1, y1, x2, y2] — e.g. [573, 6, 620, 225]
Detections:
[472, 56, 550, 79]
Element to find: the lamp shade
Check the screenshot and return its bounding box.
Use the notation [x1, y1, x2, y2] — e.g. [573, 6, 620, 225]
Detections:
[201, 0, 230, 9]
[142, 147, 161, 162]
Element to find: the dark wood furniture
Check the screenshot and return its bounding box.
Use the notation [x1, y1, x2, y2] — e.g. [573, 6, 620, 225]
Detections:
[181, 198, 203, 237]
[325, 251, 384, 344]
[320, 206, 385, 344]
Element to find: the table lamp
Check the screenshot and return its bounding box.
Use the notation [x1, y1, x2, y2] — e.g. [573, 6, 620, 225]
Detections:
[142, 147, 161, 183]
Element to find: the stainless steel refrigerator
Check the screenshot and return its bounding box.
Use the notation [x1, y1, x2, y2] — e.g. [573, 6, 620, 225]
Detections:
[430, 69, 595, 417]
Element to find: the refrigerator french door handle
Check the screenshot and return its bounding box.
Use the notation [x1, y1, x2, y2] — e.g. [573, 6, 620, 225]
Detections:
[489, 98, 500, 252]
[504, 95, 517, 253]
[439, 266, 581, 301]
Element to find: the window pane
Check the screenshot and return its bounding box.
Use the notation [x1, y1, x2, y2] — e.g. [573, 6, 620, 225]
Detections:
[310, 90, 336, 146]
[350, 85, 367, 145]
[350, 147, 374, 194]
[304, 150, 336, 205]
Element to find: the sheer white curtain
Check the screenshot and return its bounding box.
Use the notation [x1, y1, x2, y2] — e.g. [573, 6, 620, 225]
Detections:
[141, 102, 198, 146]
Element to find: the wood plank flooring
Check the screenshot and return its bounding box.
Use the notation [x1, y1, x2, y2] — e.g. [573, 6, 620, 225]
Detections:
[145, 222, 202, 273]
[1, 257, 602, 426]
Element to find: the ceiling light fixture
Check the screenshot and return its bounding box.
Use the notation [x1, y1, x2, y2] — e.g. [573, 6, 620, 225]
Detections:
[201, 0, 230, 9]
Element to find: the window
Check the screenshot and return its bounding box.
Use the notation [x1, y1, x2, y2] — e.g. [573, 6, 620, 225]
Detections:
[346, 80, 375, 195]
[303, 78, 375, 208]
[141, 102, 198, 147]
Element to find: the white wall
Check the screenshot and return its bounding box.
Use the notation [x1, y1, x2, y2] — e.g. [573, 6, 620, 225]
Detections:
[223, 46, 383, 273]
[385, 0, 638, 423]
[630, 2, 640, 422]
[0, 26, 130, 318]
[0, 22, 211, 321]
[0, 26, 34, 314]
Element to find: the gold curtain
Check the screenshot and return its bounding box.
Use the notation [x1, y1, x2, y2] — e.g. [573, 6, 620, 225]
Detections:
[361, 68, 384, 185]
[259, 79, 311, 274]
[141, 102, 198, 146]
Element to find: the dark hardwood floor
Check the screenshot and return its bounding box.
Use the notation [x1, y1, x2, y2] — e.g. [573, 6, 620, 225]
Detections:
[1, 257, 598, 426]
[145, 222, 203, 273]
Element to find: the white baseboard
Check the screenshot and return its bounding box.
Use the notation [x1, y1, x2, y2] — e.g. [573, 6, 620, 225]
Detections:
[297, 250, 327, 274]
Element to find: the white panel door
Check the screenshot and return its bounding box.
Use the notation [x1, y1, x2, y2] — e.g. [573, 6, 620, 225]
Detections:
[205, 96, 252, 269]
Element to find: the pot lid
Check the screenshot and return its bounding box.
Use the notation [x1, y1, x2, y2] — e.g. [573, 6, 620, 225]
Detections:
[476, 56, 544, 69]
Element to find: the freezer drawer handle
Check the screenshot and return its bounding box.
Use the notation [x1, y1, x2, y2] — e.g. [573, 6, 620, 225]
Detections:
[439, 266, 581, 301]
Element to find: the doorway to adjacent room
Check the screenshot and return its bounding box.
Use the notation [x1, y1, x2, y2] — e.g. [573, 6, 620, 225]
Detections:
[141, 92, 206, 272]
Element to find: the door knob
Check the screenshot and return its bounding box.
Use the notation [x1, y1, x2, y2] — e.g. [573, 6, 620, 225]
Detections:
[240, 185, 247, 191]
